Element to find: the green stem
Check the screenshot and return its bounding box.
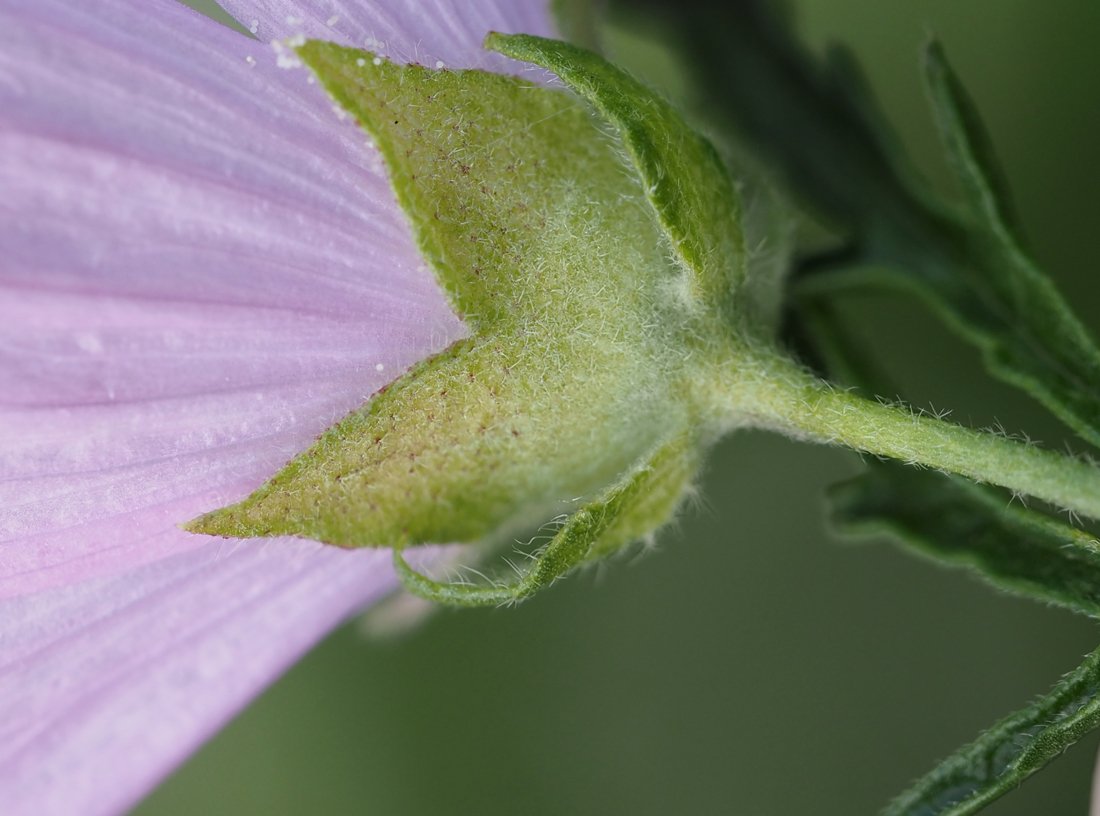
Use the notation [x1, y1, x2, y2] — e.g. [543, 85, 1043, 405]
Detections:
[715, 347, 1100, 521]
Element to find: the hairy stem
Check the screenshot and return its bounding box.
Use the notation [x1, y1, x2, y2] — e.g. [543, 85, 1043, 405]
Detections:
[717, 348, 1100, 520]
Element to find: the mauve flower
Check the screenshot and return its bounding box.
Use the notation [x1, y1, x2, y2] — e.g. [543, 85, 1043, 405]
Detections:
[0, 0, 554, 812]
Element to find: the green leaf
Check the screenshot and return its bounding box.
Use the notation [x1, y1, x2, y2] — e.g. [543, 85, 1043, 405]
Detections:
[831, 464, 1100, 619]
[879, 643, 1100, 816]
[486, 32, 747, 327]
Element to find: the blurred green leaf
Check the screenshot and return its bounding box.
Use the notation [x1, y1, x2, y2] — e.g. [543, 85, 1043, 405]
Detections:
[802, 41, 1100, 451]
[921, 40, 1021, 235]
[879, 643, 1100, 816]
[913, 41, 1100, 450]
[831, 466, 1100, 619]
[609, 0, 947, 247]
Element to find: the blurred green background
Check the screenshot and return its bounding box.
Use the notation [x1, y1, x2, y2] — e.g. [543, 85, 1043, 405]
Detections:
[138, 1, 1100, 814]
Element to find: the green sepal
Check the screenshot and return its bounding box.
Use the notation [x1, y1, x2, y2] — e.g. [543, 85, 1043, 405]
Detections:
[394, 433, 699, 607]
[188, 43, 704, 552]
[486, 32, 746, 329]
[879, 644, 1100, 816]
[189, 333, 676, 547]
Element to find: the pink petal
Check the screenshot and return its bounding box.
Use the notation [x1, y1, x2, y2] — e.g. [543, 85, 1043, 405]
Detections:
[0, 0, 555, 813]
[217, 0, 556, 72]
[0, 0, 468, 594]
[0, 545, 398, 816]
